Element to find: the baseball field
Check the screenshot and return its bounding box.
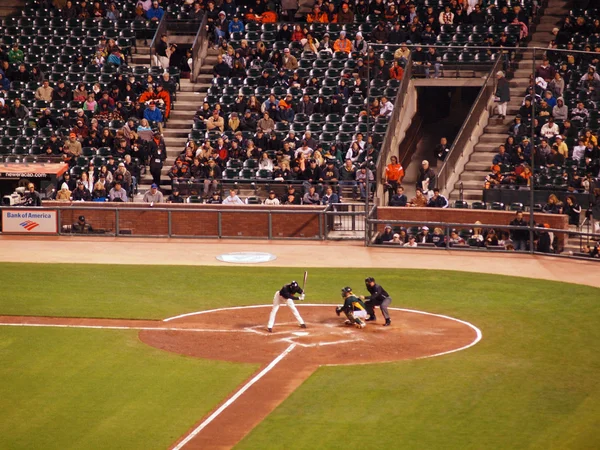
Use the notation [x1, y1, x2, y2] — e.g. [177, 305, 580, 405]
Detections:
[1, 261, 599, 449]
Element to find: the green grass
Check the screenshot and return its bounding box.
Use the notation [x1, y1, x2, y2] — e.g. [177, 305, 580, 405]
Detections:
[0, 263, 599, 449]
[0, 327, 256, 450]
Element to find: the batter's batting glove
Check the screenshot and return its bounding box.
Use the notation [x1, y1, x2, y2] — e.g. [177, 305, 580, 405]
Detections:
[299, 294, 305, 301]
[335, 307, 342, 316]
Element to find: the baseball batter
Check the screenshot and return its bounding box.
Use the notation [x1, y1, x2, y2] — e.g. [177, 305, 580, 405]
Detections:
[336, 286, 368, 328]
[267, 280, 306, 332]
[361, 277, 392, 326]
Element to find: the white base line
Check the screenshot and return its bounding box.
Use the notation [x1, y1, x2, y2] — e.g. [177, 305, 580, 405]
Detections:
[171, 343, 297, 450]
[0, 323, 254, 333]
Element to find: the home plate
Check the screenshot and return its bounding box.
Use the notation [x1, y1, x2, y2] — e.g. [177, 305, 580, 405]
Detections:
[292, 332, 309, 336]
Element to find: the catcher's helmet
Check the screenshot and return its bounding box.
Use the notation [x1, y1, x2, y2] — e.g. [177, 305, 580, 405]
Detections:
[290, 281, 299, 289]
[365, 277, 375, 283]
[341, 286, 352, 296]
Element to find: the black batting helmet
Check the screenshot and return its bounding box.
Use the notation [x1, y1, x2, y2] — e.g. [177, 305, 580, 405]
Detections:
[365, 277, 375, 283]
[290, 281, 299, 289]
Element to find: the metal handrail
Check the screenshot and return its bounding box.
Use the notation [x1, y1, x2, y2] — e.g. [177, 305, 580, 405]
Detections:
[436, 56, 502, 196]
[375, 53, 413, 193]
[149, 14, 168, 66]
[191, 15, 208, 83]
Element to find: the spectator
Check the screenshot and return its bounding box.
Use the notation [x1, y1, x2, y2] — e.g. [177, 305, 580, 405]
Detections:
[222, 188, 244, 204]
[494, 71, 510, 119]
[72, 180, 92, 201]
[376, 225, 394, 244]
[333, 31, 352, 54]
[543, 194, 564, 214]
[408, 188, 427, 207]
[493, 145, 512, 165]
[146, 0, 164, 21]
[297, 94, 314, 115]
[416, 160, 436, 195]
[142, 183, 164, 203]
[379, 96, 393, 118]
[321, 185, 339, 205]
[228, 16, 245, 34]
[540, 116, 560, 139]
[56, 183, 72, 201]
[435, 137, 450, 162]
[439, 5, 454, 25]
[8, 44, 24, 64]
[553, 97, 568, 121]
[337, 3, 354, 23]
[356, 165, 374, 200]
[389, 186, 407, 207]
[383, 155, 404, 199]
[427, 188, 448, 208]
[109, 181, 128, 202]
[306, 5, 327, 23]
[213, 54, 231, 78]
[564, 195, 581, 226]
[591, 188, 600, 234]
[303, 185, 320, 205]
[509, 211, 529, 251]
[143, 101, 163, 131]
[35, 80, 53, 102]
[389, 60, 404, 81]
[257, 112, 275, 133]
[10, 99, 29, 119]
[263, 191, 280, 205]
[403, 236, 418, 247]
[535, 58, 556, 82]
[282, 48, 298, 70]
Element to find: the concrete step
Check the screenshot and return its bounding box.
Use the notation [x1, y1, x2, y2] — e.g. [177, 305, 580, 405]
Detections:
[169, 110, 196, 120]
[485, 124, 510, 133]
[459, 171, 489, 182]
[454, 180, 484, 190]
[478, 133, 509, 143]
[465, 161, 494, 172]
[166, 119, 195, 129]
[470, 152, 497, 163]
[473, 142, 498, 153]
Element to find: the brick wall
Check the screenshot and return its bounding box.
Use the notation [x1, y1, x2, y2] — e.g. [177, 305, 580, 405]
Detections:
[376, 207, 569, 231]
[43, 202, 323, 238]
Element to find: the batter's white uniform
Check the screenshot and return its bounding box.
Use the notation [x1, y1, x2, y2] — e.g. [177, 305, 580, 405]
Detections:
[268, 290, 305, 329]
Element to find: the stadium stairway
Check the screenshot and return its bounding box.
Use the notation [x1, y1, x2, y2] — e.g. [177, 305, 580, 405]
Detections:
[134, 45, 216, 196]
[451, 0, 570, 201]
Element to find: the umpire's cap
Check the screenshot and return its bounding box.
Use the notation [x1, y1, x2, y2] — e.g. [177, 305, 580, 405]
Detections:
[365, 277, 375, 283]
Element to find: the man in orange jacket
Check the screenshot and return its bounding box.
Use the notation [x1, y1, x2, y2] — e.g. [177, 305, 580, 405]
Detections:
[333, 31, 352, 53]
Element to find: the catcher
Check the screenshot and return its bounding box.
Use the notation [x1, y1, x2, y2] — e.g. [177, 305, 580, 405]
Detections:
[336, 286, 368, 329]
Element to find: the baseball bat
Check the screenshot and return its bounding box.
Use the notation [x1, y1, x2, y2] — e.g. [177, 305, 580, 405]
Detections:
[302, 270, 308, 293]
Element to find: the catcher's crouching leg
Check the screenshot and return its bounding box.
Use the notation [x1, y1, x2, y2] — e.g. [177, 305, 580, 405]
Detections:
[344, 310, 365, 328]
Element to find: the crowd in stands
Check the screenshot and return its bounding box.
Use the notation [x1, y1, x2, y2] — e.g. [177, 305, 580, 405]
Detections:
[0, 0, 196, 203]
[484, 9, 600, 205]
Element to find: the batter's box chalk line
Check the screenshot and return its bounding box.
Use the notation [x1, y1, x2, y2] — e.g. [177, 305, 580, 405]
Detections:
[244, 323, 365, 348]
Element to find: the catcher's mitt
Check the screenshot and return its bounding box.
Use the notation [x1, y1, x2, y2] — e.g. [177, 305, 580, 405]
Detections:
[335, 306, 342, 316]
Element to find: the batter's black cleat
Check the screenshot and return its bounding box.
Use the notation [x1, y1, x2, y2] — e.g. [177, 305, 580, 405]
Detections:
[366, 315, 377, 322]
[268, 328, 272, 332]
[300, 323, 306, 328]
[384, 319, 391, 326]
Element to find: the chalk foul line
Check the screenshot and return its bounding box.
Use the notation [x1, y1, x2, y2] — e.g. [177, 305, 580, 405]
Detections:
[0, 323, 255, 333]
[171, 343, 297, 450]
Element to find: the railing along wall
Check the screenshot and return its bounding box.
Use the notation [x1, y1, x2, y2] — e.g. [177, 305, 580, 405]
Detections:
[375, 53, 413, 204]
[191, 15, 208, 83]
[436, 56, 502, 197]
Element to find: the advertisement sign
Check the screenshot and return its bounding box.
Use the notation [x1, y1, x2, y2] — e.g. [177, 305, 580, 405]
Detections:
[2, 210, 58, 234]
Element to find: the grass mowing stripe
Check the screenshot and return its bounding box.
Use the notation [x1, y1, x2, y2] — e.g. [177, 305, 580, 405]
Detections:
[0, 327, 257, 450]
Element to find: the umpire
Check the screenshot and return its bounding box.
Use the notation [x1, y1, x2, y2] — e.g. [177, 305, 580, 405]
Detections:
[361, 277, 392, 326]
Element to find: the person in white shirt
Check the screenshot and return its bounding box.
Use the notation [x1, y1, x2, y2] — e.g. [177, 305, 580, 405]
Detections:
[540, 117, 560, 139]
[263, 191, 280, 205]
[222, 188, 244, 204]
[295, 143, 313, 159]
[379, 96, 394, 118]
[572, 138, 586, 161]
[403, 236, 418, 247]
